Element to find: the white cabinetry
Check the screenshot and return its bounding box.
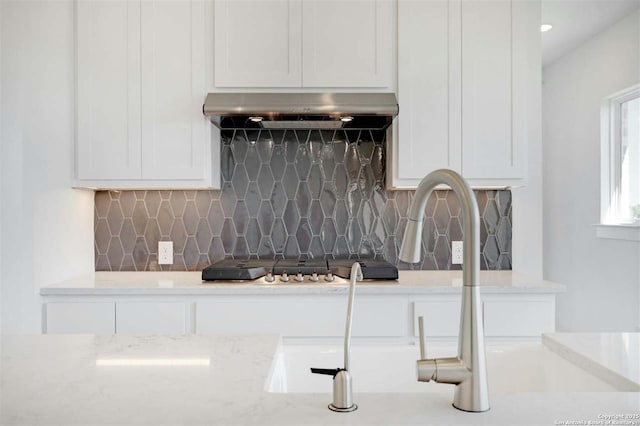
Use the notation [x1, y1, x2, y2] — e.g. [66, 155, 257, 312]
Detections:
[391, 0, 538, 188]
[115, 302, 190, 334]
[75, 0, 218, 190]
[45, 302, 115, 334]
[213, 0, 394, 89]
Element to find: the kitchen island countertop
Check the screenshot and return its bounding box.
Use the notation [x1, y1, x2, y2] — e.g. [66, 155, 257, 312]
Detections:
[1, 333, 638, 426]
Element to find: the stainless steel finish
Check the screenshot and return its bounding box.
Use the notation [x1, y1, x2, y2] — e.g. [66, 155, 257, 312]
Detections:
[329, 370, 357, 413]
[265, 271, 275, 283]
[399, 169, 490, 413]
[324, 271, 335, 282]
[294, 272, 304, 282]
[418, 316, 426, 359]
[203, 92, 398, 130]
[310, 272, 319, 282]
[279, 271, 289, 283]
[343, 263, 363, 372]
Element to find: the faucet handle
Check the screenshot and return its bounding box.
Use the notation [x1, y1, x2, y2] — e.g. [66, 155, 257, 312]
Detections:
[418, 316, 426, 359]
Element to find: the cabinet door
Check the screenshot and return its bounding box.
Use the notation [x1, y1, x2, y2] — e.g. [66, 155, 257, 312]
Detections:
[46, 302, 115, 334]
[141, 0, 209, 180]
[115, 302, 189, 334]
[460, 0, 526, 181]
[76, 0, 142, 180]
[392, 0, 461, 186]
[483, 296, 555, 337]
[214, 0, 302, 88]
[302, 0, 393, 88]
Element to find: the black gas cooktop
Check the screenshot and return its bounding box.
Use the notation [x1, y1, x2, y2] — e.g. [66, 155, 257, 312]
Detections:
[201, 258, 398, 282]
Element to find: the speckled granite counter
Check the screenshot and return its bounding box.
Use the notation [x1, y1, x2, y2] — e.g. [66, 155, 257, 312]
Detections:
[1, 334, 637, 426]
[40, 270, 566, 296]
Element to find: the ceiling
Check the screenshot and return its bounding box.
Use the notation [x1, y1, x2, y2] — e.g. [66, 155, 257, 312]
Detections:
[541, 0, 640, 67]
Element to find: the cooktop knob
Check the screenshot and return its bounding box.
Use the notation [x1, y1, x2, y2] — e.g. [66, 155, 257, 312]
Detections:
[280, 271, 290, 283]
[294, 272, 304, 282]
[309, 272, 319, 282]
[265, 271, 275, 283]
[324, 271, 335, 282]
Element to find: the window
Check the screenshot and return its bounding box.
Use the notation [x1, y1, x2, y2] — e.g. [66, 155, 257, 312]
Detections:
[599, 84, 640, 241]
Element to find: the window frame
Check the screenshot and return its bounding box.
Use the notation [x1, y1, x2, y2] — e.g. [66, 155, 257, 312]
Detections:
[598, 84, 640, 241]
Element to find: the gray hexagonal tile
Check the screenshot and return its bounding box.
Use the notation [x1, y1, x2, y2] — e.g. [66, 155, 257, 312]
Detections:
[308, 165, 323, 199]
[334, 200, 349, 235]
[370, 218, 386, 249]
[321, 219, 337, 253]
[382, 201, 398, 236]
[233, 201, 250, 235]
[132, 201, 147, 235]
[360, 200, 375, 236]
[309, 237, 324, 259]
[345, 187, 363, 217]
[448, 217, 463, 242]
[106, 201, 124, 235]
[421, 217, 437, 253]
[383, 236, 397, 265]
[284, 236, 300, 258]
[270, 182, 287, 218]
[221, 219, 237, 254]
[234, 237, 249, 258]
[371, 144, 385, 185]
[221, 145, 235, 182]
[475, 191, 488, 215]
[296, 219, 313, 253]
[157, 201, 173, 237]
[433, 235, 450, 270]
[295, 144, 312, 180]
[283, 200, 300, 235]
[257, 201, 274, 235]
[195, 191, 212, 218]
[282, 164, 298, 198]
[231, 132, 248, 163]
[497, 190, 511, 217]
[144, 219, 161, 253]
[496, 217, 512, 253]
[232, 164, 249, 198]
[121, 254, 135, 271]
[257, 131, 274, 162]
[296, 182, 312, 218]
[184, 236, 199, 269]
[483, 235, 500, 269]
[170, 221, 187, 255]
[208, 237, 225, 263]
[446, 190, 461, 217]
[120, 219, 137, 254]
[433, 200, 450, 235]
[107, 236, 124, 270]
[183, 201, 199, 235]
[245, 146, 261, 181]
[258, 237, 275, 259]
[334, 164, 349, 198]
[208, 200, 224, 236]
[270, 144, 287, 181]
[218, 183, 236, 219]
[170, 191, 187, 217]
[334, 236, 349, 258]
[119, 192, 136, 217]
[257, 166, 275, 200]
[271, 218, 286, 254]
[246, 219, 261, 254]
[309, 200, 323, 235]
[320, 145, 336, 181]
[346, 219, 362, 253]
[96, 254, 110, 271]
[245, 182, 261, 218]
[320, 184, 337, 217]
[145, 191, 161, 217]
[483, 199, 500, 235]
[196, 219, 212, 254]
[95, 192, 111, 218]
[95, 219, 110, 254]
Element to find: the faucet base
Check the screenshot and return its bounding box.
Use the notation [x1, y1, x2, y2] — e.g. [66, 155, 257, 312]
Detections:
[452, 403, 490, 413]
[328, 404, 357, 413]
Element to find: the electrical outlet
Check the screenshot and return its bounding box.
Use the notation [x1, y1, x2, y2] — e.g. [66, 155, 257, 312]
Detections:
[451, 241, 463, 264]
[158, 241, 173, 265]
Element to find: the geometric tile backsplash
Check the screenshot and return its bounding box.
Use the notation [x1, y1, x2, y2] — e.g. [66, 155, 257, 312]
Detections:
[95, 129, 512, 272]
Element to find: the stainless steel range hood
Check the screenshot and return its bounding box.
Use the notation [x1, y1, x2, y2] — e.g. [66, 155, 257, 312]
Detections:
[203, 93, 398, 130]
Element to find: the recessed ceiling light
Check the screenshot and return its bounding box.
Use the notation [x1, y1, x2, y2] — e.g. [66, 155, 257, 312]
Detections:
[340, 116, 354, 122]
[540, 24, 553, 33]
[249, 116, 263, 122]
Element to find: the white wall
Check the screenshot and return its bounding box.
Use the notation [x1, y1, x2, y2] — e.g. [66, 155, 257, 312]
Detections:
[543, 11, 640, 331]
[1, 0, 94, 334]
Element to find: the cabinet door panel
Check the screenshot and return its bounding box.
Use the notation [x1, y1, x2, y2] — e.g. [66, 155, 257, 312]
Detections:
[141, 0, 208, 180]
[302, 0, 393, 88]
[413, 299, 461, 337]
[214, 0, 302, 87]
[46, 302, 115, 334]
[461, 0, 523, 180]
[116, 302, 188, 334]
[76, 0, 142, 180]
[395, 0, 461, 183]
[483, 297, 555, 337]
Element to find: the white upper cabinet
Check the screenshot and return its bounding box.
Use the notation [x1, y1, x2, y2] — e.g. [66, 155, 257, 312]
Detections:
[76, 0, 142, 180]
[390, 0, 537, 188]
[214, 0, 302, 88]
[213, 0, 394, 89]
[75, 0, 218, 189]
[301, 0, 393, 88]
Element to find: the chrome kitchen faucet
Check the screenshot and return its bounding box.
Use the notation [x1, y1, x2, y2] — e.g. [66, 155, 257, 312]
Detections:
[399, 169, 490, 413]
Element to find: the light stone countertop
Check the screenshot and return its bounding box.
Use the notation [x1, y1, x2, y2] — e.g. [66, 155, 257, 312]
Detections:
[40, 270, 566, 296]
[1, 333, 638, 426]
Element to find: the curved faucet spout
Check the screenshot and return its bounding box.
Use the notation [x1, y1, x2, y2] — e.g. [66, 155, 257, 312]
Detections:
[399, 169, 480, 288]
[399, 169, 489, 413]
